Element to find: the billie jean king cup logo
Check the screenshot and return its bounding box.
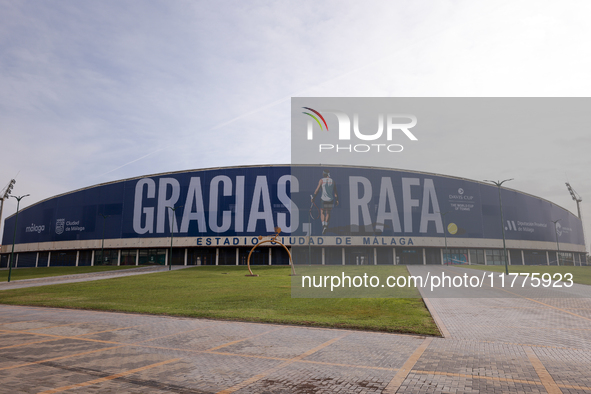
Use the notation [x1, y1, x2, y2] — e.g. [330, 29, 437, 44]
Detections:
[302, 107, 418, 153]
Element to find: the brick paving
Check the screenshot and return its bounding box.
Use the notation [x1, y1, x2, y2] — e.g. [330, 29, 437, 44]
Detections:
[0, 265, 590, 393]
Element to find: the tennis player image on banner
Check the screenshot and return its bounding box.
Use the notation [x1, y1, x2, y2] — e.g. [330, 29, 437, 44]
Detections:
[310, 169, 339, 235]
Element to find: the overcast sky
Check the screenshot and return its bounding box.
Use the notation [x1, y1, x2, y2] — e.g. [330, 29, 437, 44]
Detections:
[1, 0, 590, 252]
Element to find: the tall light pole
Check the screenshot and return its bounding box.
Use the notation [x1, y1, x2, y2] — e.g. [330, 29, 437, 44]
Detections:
[167, 205, 183, 271]
[0, 179, 16, 237]
[484, 179, 513, 275]
[566, 182, 587, 263]
[8, 194, 29, 282]
[552, 219, 561, 266]
[437, 211, 450, 265]
[99, 214, 110, 265]
[566, 183, 583, 219]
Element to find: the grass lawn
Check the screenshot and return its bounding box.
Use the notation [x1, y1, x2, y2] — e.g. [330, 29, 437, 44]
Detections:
[0, 265, 146, 282]
[462, 264, 591, 286]
[0, 265, 439, 336]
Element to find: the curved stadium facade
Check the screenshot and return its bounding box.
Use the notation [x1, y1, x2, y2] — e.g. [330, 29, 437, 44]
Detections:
[1, 165, 587, 268]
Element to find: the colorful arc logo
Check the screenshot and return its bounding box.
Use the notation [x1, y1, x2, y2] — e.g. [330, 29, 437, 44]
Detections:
[302, 107, 329, 131]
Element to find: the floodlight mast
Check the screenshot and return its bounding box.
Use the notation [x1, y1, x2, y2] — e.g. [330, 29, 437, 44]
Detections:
[566, 182, 587, 258]
[566, 183, 582, 218]
[0, 179, 16, 236]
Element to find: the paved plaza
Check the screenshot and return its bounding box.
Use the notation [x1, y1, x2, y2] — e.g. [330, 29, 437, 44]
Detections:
[0, 265, 590, 393]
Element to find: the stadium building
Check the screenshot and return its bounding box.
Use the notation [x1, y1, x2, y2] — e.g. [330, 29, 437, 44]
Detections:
[1, 165, 587, 268]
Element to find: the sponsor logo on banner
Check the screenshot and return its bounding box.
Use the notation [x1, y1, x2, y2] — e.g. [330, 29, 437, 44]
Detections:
[65, 220, 86, 232]
[555, 222, 563, 237]
[448, 187, 475, 212]
[505, 220, 518, 231]
[25, 223, 45, 233]
[508, 220, 548, 234]
[55, 218, 65, 235]
[548, 222, 572, 238]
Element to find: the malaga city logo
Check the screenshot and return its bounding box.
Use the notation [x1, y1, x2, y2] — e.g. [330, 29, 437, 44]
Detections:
[302, 107, 418, 154]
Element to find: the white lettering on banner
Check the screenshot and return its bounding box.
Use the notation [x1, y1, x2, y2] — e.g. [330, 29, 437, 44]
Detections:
[448, 188, 476, 212]
[277, 175, 299, 232]
[132, 174, 443, 236]
[133, 178, 156, 234]
[376, 177, 401, 232]
[235, 176, 245, 232]
[61, 220, 85, 232]
[26, 223, 46, 233]
[363, 237, 413, 246]
[349, 176, 373, 232]
[66, 225, 85, 232]
[195, 236, 415, 246]
[209, 175, 232, 233]
[350, 176, 442, 234]
[247, 176, 274, 232]
[402, 178, 420, 233]
[517, 221, 548, 228]
[513, 221, 552, 235]
[180, 177, 207, 233]
[156, 178, 180, 233]
[134, 175, 297, 235]
[419, 179, 443, 233]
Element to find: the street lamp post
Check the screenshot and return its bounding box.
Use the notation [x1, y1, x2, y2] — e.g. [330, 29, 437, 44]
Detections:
[167, 206, 183, 271]
[484, 179, 513, 275]
[437, 211, 450, 265]
[8, 194, 29, 282]
[552, 219, 561, 266]
[99, 214, 110, 265]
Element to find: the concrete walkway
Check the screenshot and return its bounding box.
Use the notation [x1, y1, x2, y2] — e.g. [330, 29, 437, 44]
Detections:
[0, 265, 191, 290]
[0, 265, 590, 393]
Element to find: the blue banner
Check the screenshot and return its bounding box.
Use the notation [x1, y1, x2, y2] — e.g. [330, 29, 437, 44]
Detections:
[2, 166, 585, 246]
